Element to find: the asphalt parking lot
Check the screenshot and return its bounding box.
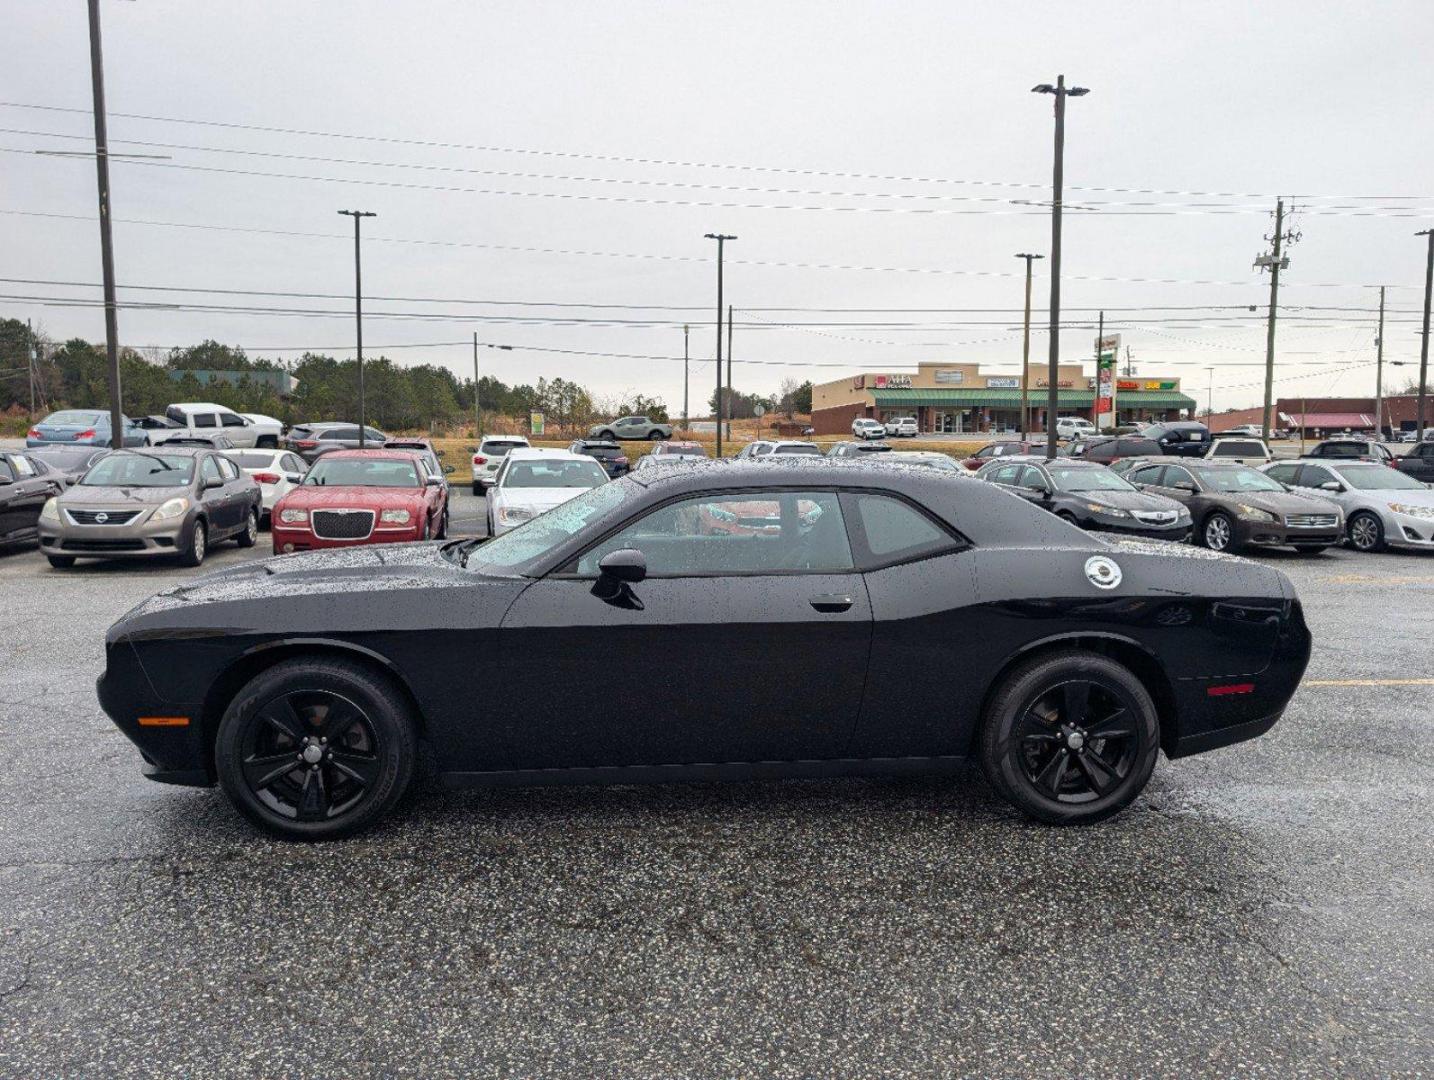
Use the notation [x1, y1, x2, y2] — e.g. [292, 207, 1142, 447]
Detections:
[1, 508, 1431, 1075]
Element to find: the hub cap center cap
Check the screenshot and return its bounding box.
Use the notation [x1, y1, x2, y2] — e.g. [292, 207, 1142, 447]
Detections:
[1067, 731, 1086, 750]
[301, 743, 323, 764]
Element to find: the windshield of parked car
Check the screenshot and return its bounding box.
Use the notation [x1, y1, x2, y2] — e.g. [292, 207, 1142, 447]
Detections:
[80, 452, 193, 487]
[479, 440, 527, 456]
[1189, 466, 1284, 493]
[502, 459, 609, 489]
[1048, 466, 1133, 492]
[228, 451, 279, 469]
[304, 458, 420, 487]
[44, 410, 106, 427]
[1335, 464, 1426, 490]
[657, 442, 707, 456]
[462, 479, 633, 574]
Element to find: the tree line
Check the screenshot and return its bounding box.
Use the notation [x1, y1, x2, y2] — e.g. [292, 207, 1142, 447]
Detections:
[0, 322, 689, 433]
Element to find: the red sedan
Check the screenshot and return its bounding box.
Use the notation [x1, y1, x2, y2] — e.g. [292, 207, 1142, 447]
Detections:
[270, 449, 448, 555]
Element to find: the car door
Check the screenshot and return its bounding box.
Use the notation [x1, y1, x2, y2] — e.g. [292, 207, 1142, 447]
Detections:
[219, 411, 256, 447]
[197, 454, 236, 532]
[1287, 463, 1351, 511]
[495, 488, 873, 770]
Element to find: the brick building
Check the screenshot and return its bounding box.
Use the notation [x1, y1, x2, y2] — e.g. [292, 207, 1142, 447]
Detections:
[1208, 395, 1430, 438]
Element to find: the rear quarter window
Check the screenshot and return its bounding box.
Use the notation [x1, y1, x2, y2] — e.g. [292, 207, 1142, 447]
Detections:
[847, 493, 961, 567]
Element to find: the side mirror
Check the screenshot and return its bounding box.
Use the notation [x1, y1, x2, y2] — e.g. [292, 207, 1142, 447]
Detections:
[598, 548, 647, 583]
[1174, 481, 1198, 493]
[286, 473, 303, 483]
[204, 476, 224, 490]
[1320, 480, 1344, 492]
[425, 475, 443, 486]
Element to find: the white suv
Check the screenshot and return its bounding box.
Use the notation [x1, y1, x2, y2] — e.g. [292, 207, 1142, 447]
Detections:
[1055, 417, 1097, 440]
[471, 435, 530, 495]
[884, 416, 919, 437]
[852, 417, 887, 440]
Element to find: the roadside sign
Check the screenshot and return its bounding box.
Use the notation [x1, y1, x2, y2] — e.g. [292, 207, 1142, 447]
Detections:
[530, 411, 545, 436]
[753, 404, 766, 416]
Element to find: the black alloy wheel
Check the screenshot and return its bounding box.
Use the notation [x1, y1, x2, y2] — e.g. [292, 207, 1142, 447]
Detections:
[1347, 511, 1385, 553]
[1202, 511, 1234, 552]
[236, 507, 259, 548]
[980, 652, 1160, 824]
[216, 659, 415, 840]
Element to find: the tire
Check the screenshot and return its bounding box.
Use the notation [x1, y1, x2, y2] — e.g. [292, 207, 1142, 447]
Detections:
[647, 431, 663, 441]
[214, 658, 417, 841]
[1201, 511, 1235, 552]
[471, 482, 481, 497]
[597, 430, 616, 440]
[46, 555, 76, 569]
[979, 651, 1160, 825]
[256, 436, 278, 449]
[179, 519, 207, 567]
[436, 507, 449, 540]
[1347, 511, 1385, 553]
[236, 507, 259, 548]
[1293, 544, 1329, 554]
[1056, 510, 1080, 526]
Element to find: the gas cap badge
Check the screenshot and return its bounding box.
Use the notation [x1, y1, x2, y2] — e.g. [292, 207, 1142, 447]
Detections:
[1084, 555, 1122, 590]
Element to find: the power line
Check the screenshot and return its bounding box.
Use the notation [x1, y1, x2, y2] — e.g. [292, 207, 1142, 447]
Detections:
[3, 100, 1429, 202]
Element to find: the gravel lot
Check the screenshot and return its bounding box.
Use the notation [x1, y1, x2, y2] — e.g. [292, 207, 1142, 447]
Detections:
[1, 500, 1431, 1077]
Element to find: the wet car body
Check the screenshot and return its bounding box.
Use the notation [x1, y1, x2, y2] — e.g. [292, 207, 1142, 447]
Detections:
[978, 456, 1192, 542]
[99, 459, 1308, 838]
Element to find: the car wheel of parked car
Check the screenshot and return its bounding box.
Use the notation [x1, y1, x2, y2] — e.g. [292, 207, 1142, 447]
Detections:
[1056, 510, 1079, 526]
[980, 651, 1160, 825]
[46, 555, 76, 569]
[436, 508, 449, 540]
[596, 429, 616, 440]
[647, 431, 663, 440]
[1201, 512, 1234, 552]
[471, 482, 481, 497]
[214, 658, 417, 841]
[180, 519, 207, 568]
[236, 508, 259, 548]
[1347, 511, 1385, 553]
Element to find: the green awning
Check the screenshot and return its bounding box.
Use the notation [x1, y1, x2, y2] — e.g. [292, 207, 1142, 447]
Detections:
[870, 388, 1196, 409]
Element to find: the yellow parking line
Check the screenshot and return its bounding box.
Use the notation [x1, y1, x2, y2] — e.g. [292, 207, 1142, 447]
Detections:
[1304, 678, 1434, 686]
[1320, 575, 1434, 584]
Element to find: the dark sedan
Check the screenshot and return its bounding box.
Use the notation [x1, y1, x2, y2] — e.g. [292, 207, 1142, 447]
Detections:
[25, 444, 112, 487]
[1141, 422, 1211, 458]
[567, 439, 631, 478]
[978, 457, 1192, 541]
[1, 451, 65, 548]
[98, 459, 1308, 840]
[1125, 460, 1343, 554]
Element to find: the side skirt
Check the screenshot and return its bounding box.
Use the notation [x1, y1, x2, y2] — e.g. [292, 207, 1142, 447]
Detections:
[440, 755, 970, 790]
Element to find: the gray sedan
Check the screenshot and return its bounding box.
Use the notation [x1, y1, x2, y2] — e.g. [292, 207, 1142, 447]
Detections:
[38, 447, 261, 568]
[1262, 459, 1434, 553]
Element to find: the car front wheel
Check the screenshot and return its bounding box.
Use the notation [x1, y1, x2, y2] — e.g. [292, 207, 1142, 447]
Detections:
[980, 651, 1160, 825]
[215, 658, 417, 840]
[1347, 511, 1385, 552]
[179, 519, 207, 567]
[1201, 511, 1235, 552]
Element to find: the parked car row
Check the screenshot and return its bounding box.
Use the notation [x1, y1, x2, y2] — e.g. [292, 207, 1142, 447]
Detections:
[26, 403, 287, 450]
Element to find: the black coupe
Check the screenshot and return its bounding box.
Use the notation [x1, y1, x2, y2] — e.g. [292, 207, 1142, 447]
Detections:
[98, 459, 1310, 840]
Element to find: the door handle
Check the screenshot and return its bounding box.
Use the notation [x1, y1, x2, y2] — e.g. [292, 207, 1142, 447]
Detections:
[809, 593, 854, 613]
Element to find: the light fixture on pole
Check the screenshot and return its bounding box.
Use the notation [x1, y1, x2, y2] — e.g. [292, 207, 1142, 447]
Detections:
[338, 210, 377, 447]
[703, 233, 736, 456]
[1031, 76, 1089, 460]
[1014, 253, 1044, 438]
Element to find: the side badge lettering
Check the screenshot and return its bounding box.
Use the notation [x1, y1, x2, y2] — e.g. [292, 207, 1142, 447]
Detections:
[1084, 556, 1122, 590]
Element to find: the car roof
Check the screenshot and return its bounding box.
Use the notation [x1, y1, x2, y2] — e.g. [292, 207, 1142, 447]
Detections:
[480, 434, 529, 442]
[320, 448, 422, 461]
[168, 401, 232, 411]
[118, 445, 205, 457]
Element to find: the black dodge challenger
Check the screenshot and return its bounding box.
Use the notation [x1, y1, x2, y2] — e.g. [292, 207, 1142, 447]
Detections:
[99, 459, 1311, 840]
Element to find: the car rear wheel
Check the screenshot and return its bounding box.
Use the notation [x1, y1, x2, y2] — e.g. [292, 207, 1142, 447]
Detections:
[46, 554, 76, 569]
[215, 658, 416, 840]
[256, 436, 278, 449]
[471, 482, 481, 497]
[179, 519, 207, 567]
[979, 651, 1160, 825]
[1347, 511, 1385, 552]
[647, 431, 663, 440]
[1201, 511, 1235, 552]
[236, 508, 259, 548]
[436, 507, 449, 539]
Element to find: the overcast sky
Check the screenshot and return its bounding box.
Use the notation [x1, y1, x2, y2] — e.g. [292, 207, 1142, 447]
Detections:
[5, 0, 1432, 414]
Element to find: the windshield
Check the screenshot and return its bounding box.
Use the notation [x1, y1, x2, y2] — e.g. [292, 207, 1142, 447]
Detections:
[464, 480, 633, 574]
[44, 410, 106, 427]
[81, 452, 193, 488]
[229, 451, 278, 469]
[480, 440, 527, 456]
[502, 459, 609, 489]
[1337, 464, 1425, 490]
[1048, 466, 1133, 492]
[1190, 466, 1283, 493]
[305, 458, 420, 487]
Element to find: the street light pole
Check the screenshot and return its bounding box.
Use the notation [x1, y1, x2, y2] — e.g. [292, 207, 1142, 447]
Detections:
[1374, 285, 1385, 439]
[338, 209, 376, 447]
[682, 323, 690, 433]
[1015, 253, 1044, 439]
[1032, 76, 1089, 460]
[85, 0, 124, 449]
[704, 233, 736, 456]
[726, 304, 734, 442]
[472, 331, 482, 439]
[1417, 230, 1433, 442]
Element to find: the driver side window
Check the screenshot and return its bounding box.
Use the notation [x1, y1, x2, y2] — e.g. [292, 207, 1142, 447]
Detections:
[576, 491, 852, 577]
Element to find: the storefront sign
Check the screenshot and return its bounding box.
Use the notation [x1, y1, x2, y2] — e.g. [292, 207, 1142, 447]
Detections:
[852, 375, 866, 390]
[1117, 379, 1140, 392]
[1036, 378, 1075, 389]
[1096, 350, 1117, 422]
[873, 374, 913, 388]
[985, 376, 1019, 389]
[934, 369, 965, 384]
[1144, 380, 1177, 391]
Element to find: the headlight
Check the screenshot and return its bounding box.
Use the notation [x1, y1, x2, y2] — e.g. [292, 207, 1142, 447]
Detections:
[40, 497, 60, 522]
[1389, 503, 1434, 520]
[1234, 504, 1277, 522]
[152, 496, 191, 521]
[1087, 502, 1129, 517]
[379, 508, 411, 524]
[1176, 508, 1192, 523]
[278, 507, 309, 524]
[498, 506, 533, 524]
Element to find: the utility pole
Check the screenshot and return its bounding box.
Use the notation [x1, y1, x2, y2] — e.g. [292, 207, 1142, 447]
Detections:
[338, 209, 377, 446]
[682, 324, 690, 432]
[1015, 253, 1043, 438]
[1032, 76, 1089, 459]
[1093, 310, 1104, 425]
[1123, 346, 1135, 378]
[1255, 198, 1296, 440]
[86, 0, 124, 448]
[26, 318, 36, 419]
[726, 304, 734, 442]
[1206, 366, 1215, 422]
[472, 331, 481, 438]
[704, 233, 736, 456]
[1418, 230, 1433, 442]
[1374, 286, 1385, 439]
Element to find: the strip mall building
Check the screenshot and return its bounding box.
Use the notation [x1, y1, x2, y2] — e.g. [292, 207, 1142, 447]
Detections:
[811, 361, 1197, 436]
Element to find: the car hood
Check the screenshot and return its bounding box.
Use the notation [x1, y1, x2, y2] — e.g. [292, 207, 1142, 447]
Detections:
[1362, 485, 1434, 508]
[1073, 489, 1182, 513]
[279, 485, 425, 509]
[59, 484, 188, 506]
[1216, 490, 1339, 515]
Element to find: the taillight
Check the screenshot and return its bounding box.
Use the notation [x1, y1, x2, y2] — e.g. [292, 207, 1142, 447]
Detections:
[28, 428, 41, 439]
[294, 439, 317, 449]
[473, 454, 487, 465]
[75, 429, 96, 440]
[614, 456, 628, 464]
[253, 472, 280, 484]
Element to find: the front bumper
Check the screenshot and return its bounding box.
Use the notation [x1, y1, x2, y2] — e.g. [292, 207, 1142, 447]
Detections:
[96, 667, 211, 787]
[270, 520, 423, 554]
[1387, 511, 1434, 549]
[1086, 519, 1192, 543]
[39, 510, 188, 558]
[1235, 517, 1341, 548]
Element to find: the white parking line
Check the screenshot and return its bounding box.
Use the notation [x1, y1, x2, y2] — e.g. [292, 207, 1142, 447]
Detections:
[1304, 678, 1434, 686]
